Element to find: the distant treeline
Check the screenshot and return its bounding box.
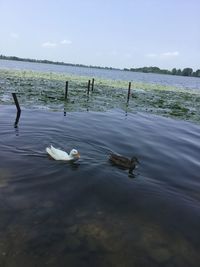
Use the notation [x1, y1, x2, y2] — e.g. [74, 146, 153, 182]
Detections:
[0, 54, 199, 77]
[0, 55, 117, 70]
[124, 66, 200, 77]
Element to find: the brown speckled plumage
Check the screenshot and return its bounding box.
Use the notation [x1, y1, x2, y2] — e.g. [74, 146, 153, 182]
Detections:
[109, 153, 139, 174]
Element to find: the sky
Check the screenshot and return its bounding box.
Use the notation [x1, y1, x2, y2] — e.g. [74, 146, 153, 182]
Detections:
[0, 0, 199, 70]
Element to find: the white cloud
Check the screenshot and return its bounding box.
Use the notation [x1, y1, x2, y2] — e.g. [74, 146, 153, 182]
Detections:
[42, 42, 57, 47]
[146, 51, 180, 59]
[60, 39, 72, 45]
[10, 33, 19, 39]
[41, 40, 72, 48]
[160, 51, 179, 57]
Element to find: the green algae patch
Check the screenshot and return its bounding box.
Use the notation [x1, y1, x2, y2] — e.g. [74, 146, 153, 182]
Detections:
[0, 69, 199, 122]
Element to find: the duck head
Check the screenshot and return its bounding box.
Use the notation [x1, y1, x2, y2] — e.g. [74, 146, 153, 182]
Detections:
[130, 156, 139, 164]
[129, 156, 139, 174]
[69, 149, 80, 160]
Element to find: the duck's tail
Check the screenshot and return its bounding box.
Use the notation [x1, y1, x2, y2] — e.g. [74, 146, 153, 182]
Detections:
[46, 146, 55, 159]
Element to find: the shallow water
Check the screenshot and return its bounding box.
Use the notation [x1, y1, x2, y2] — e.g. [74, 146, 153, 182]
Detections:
[0, 105, 200, 267]
[1, 68, 200, 123]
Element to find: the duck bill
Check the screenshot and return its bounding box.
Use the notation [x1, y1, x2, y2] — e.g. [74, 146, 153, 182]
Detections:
[77, 153, 80, 159]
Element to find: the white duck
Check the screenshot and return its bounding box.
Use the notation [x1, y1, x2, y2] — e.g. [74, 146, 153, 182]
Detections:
[46, 145, 80, 161]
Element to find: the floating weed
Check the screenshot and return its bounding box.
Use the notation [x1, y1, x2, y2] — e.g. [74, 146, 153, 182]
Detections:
[0, 69, 200, 123]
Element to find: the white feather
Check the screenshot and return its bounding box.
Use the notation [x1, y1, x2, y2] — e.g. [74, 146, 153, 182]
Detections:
[46, 145, 80, 161]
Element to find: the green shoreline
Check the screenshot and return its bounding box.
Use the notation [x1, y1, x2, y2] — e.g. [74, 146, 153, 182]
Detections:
[0, 69, 200, 123]
[1, 55, 200, 77]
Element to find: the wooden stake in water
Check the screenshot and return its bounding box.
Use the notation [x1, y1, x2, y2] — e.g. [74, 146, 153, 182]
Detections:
[64, 81, 68, 100]
[91, 78, 95, 91]
[87, 80, 91, 95]
[127, 82, 131, 103]
[14, 110, 21, 128]
[12, 93, 21, 112]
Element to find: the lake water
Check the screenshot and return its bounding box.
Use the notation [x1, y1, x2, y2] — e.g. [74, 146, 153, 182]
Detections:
[1, 59, 200, 90]
[0, 105, 200, 267]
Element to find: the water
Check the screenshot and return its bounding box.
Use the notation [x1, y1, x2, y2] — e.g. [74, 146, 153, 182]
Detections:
[0, 105, 200, 266]
[1, 59, 200, 90]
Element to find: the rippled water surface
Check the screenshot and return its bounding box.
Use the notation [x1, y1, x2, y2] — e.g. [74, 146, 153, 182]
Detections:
[0, 105, 200, 267]
[1, 59, 200, 90]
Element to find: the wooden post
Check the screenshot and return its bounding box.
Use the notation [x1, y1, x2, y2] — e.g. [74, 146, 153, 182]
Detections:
[64, 81, 68, 100]
[127, 82, 131, 103]
[87, 80, 91, 95]
[14, 110, 21, 128]
[91, 78, 95, 91]
[12, 93, 21, 112]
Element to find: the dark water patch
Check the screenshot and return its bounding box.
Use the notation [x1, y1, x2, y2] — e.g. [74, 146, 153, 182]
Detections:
[0, 106, 200, 266]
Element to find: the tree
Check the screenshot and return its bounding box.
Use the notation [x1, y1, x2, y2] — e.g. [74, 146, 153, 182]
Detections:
[182, 68, 193, 76]
[193, 69, 200, 77]
[176, 69, 182, 75]
[172, 68, 177, 75]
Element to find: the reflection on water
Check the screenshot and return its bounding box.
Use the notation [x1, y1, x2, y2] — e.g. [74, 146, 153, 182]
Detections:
[0, 105, 200, 267]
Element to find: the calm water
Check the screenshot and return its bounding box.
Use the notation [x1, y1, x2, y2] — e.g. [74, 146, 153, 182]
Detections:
[1, 59, 200, 90]
[0, 105, 200, 266]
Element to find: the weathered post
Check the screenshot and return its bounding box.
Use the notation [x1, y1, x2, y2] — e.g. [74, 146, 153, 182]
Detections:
[91, 78, 95, 91]
[87, 80, 91, 95]
[127, 82, 131, 103]
[14, 110, 21, 128]
[64, 81, 68, 100]
[12, 93, 21, 112]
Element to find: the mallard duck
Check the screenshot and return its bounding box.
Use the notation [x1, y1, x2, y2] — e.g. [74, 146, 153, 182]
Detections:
[46, 145, 80, 161]
[109, 153, 139, 174]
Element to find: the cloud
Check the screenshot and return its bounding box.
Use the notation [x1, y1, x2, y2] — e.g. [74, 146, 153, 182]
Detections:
[10, 33, 19, 39]
[60, 39, 72, 45]
[41, 40, 72, 48]
[160, 51, 179, 57]
[146, 51, 180, 59]
[42, 42, 57, 47]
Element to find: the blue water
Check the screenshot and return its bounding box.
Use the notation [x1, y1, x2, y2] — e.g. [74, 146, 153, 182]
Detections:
[0, 59, 200, 266]
[1, 59, 200, 90]
[0, 106, 200, 266]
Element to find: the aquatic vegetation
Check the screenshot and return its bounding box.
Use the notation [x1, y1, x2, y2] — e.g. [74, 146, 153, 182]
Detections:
[0, 69, 200, 122]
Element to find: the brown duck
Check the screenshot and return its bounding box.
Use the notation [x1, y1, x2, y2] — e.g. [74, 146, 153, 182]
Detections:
[109, 153, 139, 174]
